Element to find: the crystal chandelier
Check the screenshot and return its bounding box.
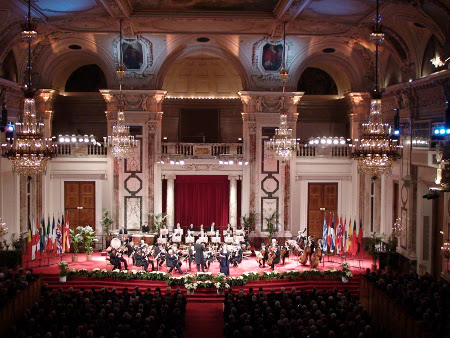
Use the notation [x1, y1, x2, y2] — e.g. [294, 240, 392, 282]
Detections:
[266, 22, 298, 164]
[2, 0, 56, 176]
[351, 0, 401, 176]
[104, 19, 138, 160]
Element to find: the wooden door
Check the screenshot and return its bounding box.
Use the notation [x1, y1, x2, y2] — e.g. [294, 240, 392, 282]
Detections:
[64, 181, 95, 230]
[307, 183, 338, 239]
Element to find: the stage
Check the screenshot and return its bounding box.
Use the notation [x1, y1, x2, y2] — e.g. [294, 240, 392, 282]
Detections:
[31, 250, 371, 278]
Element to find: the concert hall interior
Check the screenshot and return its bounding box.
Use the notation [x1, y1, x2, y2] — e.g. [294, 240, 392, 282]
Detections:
[0, 0, 449, 337]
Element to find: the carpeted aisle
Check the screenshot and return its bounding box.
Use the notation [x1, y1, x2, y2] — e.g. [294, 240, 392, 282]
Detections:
[184, 301, 224, 338]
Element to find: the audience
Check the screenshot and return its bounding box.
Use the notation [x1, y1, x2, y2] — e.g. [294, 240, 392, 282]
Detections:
[0, 268, 38, 308]
[9, 285, 186, 338]
[365, 269, 449, 336]
[223, 286, 377, 337]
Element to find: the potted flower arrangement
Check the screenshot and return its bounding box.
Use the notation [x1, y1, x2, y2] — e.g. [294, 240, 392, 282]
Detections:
[363, 232, 381, 271]
[215, 280, 230, 295]
[101, 209, 114, 247]
[185, 282, 198, 295]
[58, 261, 69, 282]
[70, 228, 83, 262]
[79, 225, 98, 261]
[341, 261, 353, 283]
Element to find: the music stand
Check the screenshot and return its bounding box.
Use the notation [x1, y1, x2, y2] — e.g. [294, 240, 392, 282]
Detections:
[199, 236, 208, 244]
[185, 237, 194, 244]
[174, 228, 184, 235]
[212, 237, 221, 244]
[224, 236, 233, 244]
[172, 234, 182, 243]
[157, 237, 167, 245]
[160, 229, 169, 236]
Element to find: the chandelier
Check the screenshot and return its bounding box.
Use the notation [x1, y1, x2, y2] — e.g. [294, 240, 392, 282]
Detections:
[2, 0, 56, 176]
[351, 0, 401, 176]
[266, 22, 298, 164]
[104, 19, 138, 159]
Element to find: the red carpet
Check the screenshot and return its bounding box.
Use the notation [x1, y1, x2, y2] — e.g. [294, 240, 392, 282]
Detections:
[30, 251, 371, 276]
[184, 302, 224, 338]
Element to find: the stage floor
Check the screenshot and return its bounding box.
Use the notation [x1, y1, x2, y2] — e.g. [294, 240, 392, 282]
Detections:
[31, 251, 372, 277]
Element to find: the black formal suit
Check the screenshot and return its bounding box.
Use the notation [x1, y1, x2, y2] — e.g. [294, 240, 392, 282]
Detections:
[166, 253, 183, 274]
[193, 243, 205, 272]
[219, 251, 230, 276]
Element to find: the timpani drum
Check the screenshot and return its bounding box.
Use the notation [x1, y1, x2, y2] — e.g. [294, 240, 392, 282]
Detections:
[132, 234, 143, 245]
[144, 235, 154, 245]
[111, 237, 122, 249]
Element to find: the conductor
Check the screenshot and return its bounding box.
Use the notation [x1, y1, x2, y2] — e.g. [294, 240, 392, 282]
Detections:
[193, 239, 206, 272]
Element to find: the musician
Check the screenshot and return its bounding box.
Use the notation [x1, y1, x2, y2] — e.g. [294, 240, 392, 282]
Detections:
[230, 243, 243, 267]
[154, 243, 166, 267]
[242, 230, 249, 249]
[296, 231, 303, 244]
[172, 231, 182, 244]
[194, 239, 206, 272]
[159, 224, 168, 238]
[307, 236, 316, 263]
[225, 223, 233, 235]
[218, 244, 230, 276]
[204, 245, 215, 270]
[109, 248, 128, 270]
[188, 224, 195, 232]
[280, 242, 290, 265]
[134, 248, 154, 271]
[198, 229, 207, 243]
[198, 224, 204, 232]
[213, 230, 221, 240]
[188, 245, 195, 271]
[166, 249, 183, 274]
[119, 226, 128, 235]
[259, 243, 268, 268]
[142, 222, 150, 233]
[268, 238, 281, 270]
[185, 229, 195, 242]
[210, 222, 216, 232]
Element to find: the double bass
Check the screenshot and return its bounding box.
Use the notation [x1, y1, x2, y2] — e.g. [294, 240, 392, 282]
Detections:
[266, 246, 277, 266]
[310, 246, 322, 268]
[299, 245, 310, 265]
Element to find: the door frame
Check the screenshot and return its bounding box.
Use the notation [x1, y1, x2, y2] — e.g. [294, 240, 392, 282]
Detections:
[60, 179, 102, 235]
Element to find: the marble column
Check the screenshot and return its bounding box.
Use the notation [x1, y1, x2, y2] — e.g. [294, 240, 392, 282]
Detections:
[229, 175, 238, 231]
[166, 175, 176, 232]
[344, 92, 371, 140]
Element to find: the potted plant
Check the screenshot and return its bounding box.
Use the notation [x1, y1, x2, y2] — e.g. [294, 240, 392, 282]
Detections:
[150, 213, 167, 233]
[363, 232, 381, 271]
[384, 233, 398, 271]
[70, 228, 83, 262]
[185, 282, 197, 295]
[101, 209, 114, 247]
[58, 261, 69, 282]
[215, 281, 230, 296]
[242, 213, 257, 233]
[80, 225, 98, 261]
[341, 261, 353, 283]
[265, 212, 278, 241]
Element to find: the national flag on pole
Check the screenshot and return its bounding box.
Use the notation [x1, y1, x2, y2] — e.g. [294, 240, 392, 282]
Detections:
[56, 218, 63, 254]
[32, 217, 39, 260]
[62, 214, 66, 252]
[346, 217, 352, 252]
[35, 217, 41, 258]
[40, 217, 46, 255]
[326, 213, 332, 249]
[322, 214, 328, 252]
[26, 216, 32, 259]
[336, 217, 343, 254]
[357, 219, 363, 254]
[52, 216, 56, 254]
[46, 216, 53, 254]
[351, 219, 358, 255]
[329, 214, 336, 253]
[64, 213, 71, 252]
[342, 217, 347, 252]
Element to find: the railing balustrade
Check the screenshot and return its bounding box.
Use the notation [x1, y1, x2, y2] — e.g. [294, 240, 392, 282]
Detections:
[161, 142, 243, 158]
[297, 144, 350, 158]
[56, 143, 107, 157]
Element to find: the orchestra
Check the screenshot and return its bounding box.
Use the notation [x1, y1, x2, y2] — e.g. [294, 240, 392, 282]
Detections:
[105, 222, 327, 275]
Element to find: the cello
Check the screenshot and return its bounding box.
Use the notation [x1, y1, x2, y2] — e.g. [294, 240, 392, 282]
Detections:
[266, 246, 276, 266]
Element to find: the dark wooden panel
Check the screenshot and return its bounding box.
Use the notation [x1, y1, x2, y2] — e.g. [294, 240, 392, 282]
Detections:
[64, 182, 79, 209]
[79, 209, 95, 228]
[308, 183, 338, 240]
[64, 181, 95, 230]
[65, 209, 79, 231]
[80, 182, 95, 208]
[323, 183, 338, 210]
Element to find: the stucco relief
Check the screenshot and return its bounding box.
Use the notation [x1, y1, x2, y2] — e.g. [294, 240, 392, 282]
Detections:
[180, 164, 223, 171]
[113, 35, 153, 75]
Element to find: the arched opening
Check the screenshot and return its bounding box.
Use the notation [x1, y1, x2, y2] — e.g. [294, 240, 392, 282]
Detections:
[65, 64, 107, 92]
[0, 50, 18, 83]
[422, 35, 444, 77]
[52, 64, 107, 140]
[297, 67, 338, 95]
[161, 55, 243, 143]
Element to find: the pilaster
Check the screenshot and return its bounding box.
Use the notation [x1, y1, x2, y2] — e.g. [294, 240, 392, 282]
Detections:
[344, 92, 371, 140]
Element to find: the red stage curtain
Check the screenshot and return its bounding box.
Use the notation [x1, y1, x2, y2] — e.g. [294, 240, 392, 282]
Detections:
[175, 175, 229, 231]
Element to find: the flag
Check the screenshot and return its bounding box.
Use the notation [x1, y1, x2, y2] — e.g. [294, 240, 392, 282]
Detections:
[326, 213, 332, 249]
[351, 219, 358, 255]
[346, 217, 352, 252]
[322, 214, 328, 252]
[64, 213, 71, 252]
[56, 218, 63, 254]
[35, 217, 41, 258]
[336, 216, 343, 254]
[357, 219, 363, 254]
[342, 217, 347, 252]
[26, 216, 32, 259]
[40, 217, 46, 255]
[62, 214, 66, 253]
[52, 216, 56, 254]
[329, 214, 336, 253]
[46, 215, 53, 254]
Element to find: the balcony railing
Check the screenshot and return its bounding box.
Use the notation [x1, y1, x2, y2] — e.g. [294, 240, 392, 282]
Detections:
[297, 144, 350, 158]
[56, 143, 107, 157]
[161, 142, 243, 158]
